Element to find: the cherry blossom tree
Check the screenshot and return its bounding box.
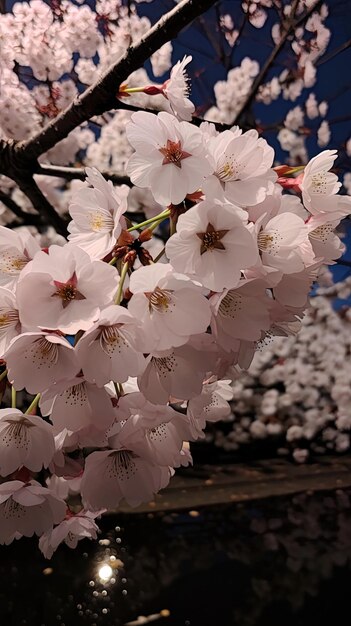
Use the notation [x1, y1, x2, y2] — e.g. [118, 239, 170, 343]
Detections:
[0, 0, 350, 556]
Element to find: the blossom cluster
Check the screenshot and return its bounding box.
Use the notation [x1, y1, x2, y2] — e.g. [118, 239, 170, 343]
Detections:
[0, 0, 350, 231]
[0, 46, 350, 558]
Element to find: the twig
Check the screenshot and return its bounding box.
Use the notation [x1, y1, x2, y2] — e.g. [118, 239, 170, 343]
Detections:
[316, 38, 351, 67]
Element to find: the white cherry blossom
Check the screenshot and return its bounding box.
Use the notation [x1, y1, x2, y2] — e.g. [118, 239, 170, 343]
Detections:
[0, 409, 55, 476]
[39, 509, 102, 559]
[165, 198, 259, 291]
[126, 111, 212, 206]
[0, 480, 66, 544]
[205, 128, 276, 206]
[0, 226, 40, 290]
[300, 150, 346, 215]
[81, 449, 172, 510]
[128, 263, 211, 352]
[16, 244, 119, 334]
[161, 55, 195, 121]
[40, 377, 116, 433]
[5, 331, 79, 393]
[0, 288, 21, 357]
[67, 168, 129, 259]
[76, 305, 145, 387]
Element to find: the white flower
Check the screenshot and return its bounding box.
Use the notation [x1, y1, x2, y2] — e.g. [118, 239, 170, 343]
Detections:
[0, 409, 55, 476]
[205, 128, 276, 206]
[0, 288, 21, 357]
[126, 111, 212, 206]
[16, 245, 119, 334]
[256, 213, 310, 274]
[39, 510, 102, 559]
[165, 198, 258, 291]
[300, 150, 345, 215]
[128, 263, 211, 352]
[161, 55, 195, 121]
[0, 226, 40, 290]
[67, 168, 129, 259]
[0, 480, 66, 544]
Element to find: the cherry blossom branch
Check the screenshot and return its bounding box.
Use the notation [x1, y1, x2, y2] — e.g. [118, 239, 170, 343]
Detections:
[16, 0, 220, 163]
[233, 0, 322, 125]
[36, 163, 133, 187]
[316, 38, 351, 66]
[16, 178, 68, 236]
[0, 189, 41, 226]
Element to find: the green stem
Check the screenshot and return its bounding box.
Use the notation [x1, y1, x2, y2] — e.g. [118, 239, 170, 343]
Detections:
[11, 386, 16, 409]
[285, 166, 305, 175]
[121, 86, 145, 94]
[114, 262, 129, 305]
[109, 256, 117, 266]
[127, 209, 170, 232]
[25, 393, 41, 415]
[0, 369, 8, 382]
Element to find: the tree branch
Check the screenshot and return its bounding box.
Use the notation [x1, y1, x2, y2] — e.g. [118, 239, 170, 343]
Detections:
[316, 38, 351, 67]
[17, 0, 219, 164]
[233, 0, 322, 125]
[0, 189, 41, 226]
[36, 163, 133, 187]
[16, 178, 68, 236]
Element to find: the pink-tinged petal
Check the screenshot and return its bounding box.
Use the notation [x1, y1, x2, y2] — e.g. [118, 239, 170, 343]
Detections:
[5, 332, 79, 393]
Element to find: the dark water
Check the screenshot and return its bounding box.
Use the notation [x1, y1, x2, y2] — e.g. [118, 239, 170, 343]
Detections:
[2, 488, 351, 626]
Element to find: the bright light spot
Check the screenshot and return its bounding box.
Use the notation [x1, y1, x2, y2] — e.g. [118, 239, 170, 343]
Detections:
[98, 564, 113, 582]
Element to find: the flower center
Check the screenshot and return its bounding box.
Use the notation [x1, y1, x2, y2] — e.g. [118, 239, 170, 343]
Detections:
[311, 172, 327, 194]
[3, 498, 27, 520]
[3, 417, 34, 450]
[146, 287, 174, 313]
[196, 223, 229, 255]
[159, 139, 191, 168]
[66, 383, 87, 406]
[52, 272, 86, 309]
[309, 223, 334, 242]
[216, 157, 240, 182]
[56, 284, 77, 301]
[36, 337, 59, 364]
[88, 210, 114, 233]
[0, 253, 28, 275]
[109, 450, 137, 481]
[257, 230, 282, 255]
[153, 354, 177, 376]
[99, 325, 127, 356]
[0, 309, 19, 328]
[219, 291, 243, 318]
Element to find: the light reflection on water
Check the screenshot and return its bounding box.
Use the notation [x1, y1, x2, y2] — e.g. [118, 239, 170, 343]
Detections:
[1, 488, 351, 625]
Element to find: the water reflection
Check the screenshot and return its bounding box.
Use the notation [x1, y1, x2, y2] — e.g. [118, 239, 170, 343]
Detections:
[1, 489, 351, 625]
